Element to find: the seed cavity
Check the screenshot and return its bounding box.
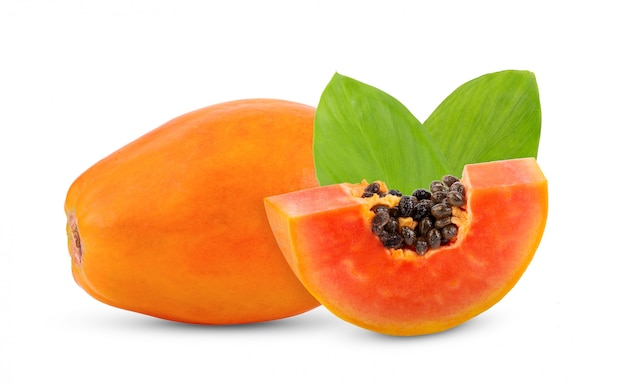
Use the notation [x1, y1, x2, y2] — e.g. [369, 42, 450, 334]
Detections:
[362, 175, 466, 256]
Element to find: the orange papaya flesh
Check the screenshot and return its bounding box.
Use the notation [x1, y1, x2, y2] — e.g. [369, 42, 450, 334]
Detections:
[264, 158, 548, 335]
[65, 99, 320, 324]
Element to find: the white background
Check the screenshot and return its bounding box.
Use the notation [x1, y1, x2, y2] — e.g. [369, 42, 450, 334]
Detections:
[1, 0, 624, 385]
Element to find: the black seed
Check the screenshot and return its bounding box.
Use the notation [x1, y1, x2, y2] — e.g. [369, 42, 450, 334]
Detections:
[364, 182, 380, 194]
[414, 200, 433, 221]
[415, 237, 429, 255]
[381, 233, 404, 249]
[442, 175, 459, 187]
[387, 189, 403, 197]
[401, 226, 416, 246]
[434, 216, 452, 229]
[371, 205, 389, 214]
[441, 224, 458, 240]
[418, 216, 434, 237]
[372, 225, 386, 236]
[430, 181, 446, 193]
[384, 218, 399, 233]
[431, 203, 452, 218]
[398, 195, 417, 217]
[372, 211, 390, 227]
[361, 192, 374, 198]
[446, 190, 465, 206]
[450, 181, 465, 196]
[427, 228, 442, 249]
[412, 188, 431, 201]
[432, 190, 448, 203]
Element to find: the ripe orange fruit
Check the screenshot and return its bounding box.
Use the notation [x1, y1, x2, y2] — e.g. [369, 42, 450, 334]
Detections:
[65, 99, 320, 324]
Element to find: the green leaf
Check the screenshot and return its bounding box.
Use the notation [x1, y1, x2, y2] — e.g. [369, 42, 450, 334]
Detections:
[313, 73, 451, 193]
[313, 70, 542, 194]
[423, 70, 542, 177]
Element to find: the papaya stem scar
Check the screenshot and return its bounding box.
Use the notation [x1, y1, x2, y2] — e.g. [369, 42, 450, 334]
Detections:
[68, 215, 83, 265]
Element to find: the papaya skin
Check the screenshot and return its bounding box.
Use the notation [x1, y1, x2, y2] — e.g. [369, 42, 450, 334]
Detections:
[264, 158, 548, 335]
[65, 99, 320, 324]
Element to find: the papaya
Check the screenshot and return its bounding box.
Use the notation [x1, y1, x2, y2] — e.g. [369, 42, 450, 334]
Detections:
[264, 158, 548, 335]
[65, 99, 320, 324]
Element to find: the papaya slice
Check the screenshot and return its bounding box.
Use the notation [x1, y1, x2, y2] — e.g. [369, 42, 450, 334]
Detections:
[264, 158, 548, 335]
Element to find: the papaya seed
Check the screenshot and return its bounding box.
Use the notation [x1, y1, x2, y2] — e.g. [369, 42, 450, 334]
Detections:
[442, 175, 459, 187]
[372, 211, 391, 227]
[412, 188, 431, 201]
[415, 237, 429, 255]
[447, 190, 465, 206]
[431, 203, 452, 219]
[427, 228, 442, 249]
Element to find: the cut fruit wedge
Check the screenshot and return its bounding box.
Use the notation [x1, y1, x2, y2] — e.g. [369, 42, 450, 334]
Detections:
[264, 158, 548, 335]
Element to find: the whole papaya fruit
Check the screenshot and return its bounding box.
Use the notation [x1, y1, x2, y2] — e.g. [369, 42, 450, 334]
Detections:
[65, 99, 320, 324]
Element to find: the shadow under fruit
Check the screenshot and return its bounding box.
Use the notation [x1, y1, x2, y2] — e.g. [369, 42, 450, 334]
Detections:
[64, 99, 320, 324]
